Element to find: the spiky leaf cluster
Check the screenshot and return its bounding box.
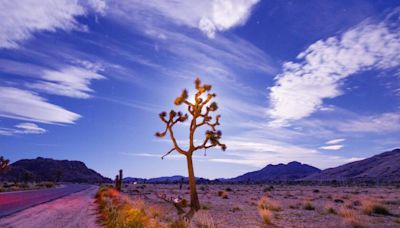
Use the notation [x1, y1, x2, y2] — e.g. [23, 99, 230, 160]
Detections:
[156, 78, 226, 158]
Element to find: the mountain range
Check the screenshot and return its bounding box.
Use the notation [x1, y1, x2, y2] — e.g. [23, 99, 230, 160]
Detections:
[229, 161, 321, 182]
[1, 148, 399, 184]
[0, 157, 111, 183]
[123, 148, 400, 184]
[303, 148, 400, 183]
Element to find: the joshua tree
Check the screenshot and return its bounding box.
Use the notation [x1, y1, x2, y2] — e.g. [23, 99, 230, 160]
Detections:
[115, 169, 123, 191]
[156, 78, 226, 214]
[0, 156, 10, 174]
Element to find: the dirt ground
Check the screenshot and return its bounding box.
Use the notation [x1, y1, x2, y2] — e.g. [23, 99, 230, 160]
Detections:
[124, 184, 400, 228]
[0, 186, 99, 228]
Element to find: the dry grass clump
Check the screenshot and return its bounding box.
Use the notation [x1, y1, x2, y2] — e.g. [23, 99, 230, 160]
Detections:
[95, 186, 164, 228]
[217, 190, 228, 199]
[191, 210, 215, 228]
[259, 195, 282, 212]
[324, 204, 337, 215]
[230, 206, 241, 213]
[303, 201, 315, 210]
[258, 208, 273, 225]
[361, 200, 391, 216]
[168, 219, 188, 228]
[339, 207, 365, 228]
[258, 195, 281, 226]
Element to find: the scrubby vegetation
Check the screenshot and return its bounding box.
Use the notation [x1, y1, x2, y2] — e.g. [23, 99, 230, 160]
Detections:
[95, 186, 164, 227]
[95, 186, 197, 228]
[362, 200, 391, 216]
[0, 181, 57, 192]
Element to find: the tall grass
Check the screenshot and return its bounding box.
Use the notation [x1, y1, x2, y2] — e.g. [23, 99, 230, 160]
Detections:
[95, 186, 164, 228]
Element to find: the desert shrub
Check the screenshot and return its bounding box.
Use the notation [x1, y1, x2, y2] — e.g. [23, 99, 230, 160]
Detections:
[334, 199, 344, 204]
[263, 186, 274, 192]
[18, 183, 29, 189]
[326, 207, 337, 215]
[259, 195, 282, 212]
[218, 190, 228, 199]
[95, 186, 163, 228]
[362, 200, 391, 216]
[259, 208, 273, 225]
[36, 182, 55, 188]
[222, 192, 229, 199]
[339, 207, 365, 228]
[313, 189, 320, 193]
[168, 219, 188, 228]
[352, 200, 361, 207]
[230, 206, 241, 212]
[339, 207, 354, 219]
[192, 210, 215, 228]
[303, 201, 315, 210]
[225, 187, 232, 192]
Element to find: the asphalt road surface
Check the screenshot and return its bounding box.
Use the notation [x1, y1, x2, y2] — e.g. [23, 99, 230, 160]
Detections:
[0, 185, 99, 228]
[0, 184, 92, 218]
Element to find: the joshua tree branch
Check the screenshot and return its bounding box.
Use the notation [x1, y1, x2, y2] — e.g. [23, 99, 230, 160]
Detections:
[161, 148, 176, 159]
[168, 125, 187, 155]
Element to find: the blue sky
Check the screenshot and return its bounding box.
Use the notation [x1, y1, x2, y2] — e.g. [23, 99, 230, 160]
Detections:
[0, 0, 399, 179]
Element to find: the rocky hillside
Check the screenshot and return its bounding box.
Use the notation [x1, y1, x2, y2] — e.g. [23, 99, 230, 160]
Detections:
[303, 148, 400, 182]
[229, 161, 321, 182]
[0, 157, 110, 183]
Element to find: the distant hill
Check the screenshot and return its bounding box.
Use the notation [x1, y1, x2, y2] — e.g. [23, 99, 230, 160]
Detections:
[228, 161, 321, 183]
[0, 157, 111, 183]
[123, 175, 210, 184]
[123, 177, 147, 183]
[303, 148, 400, 183]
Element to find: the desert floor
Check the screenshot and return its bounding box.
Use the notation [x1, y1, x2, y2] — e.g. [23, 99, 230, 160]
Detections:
[124, 184, 400, 228]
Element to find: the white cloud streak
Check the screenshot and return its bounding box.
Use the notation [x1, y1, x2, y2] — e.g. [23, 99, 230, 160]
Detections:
[15, 122, 46, 134]
[208, 137, 357, 169]
[326, 138, 345, 145]
[114, 0, 259, 38]
[0, 0, 106, 48]
[0, 86, 80, 124]
[268, 15, 400, 126]
[319, 144, 343, 150]
[27, 66, 105, 99]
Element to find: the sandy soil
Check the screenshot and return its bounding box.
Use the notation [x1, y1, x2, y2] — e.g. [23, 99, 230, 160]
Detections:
[0, 186, 100, 228]
[124, 184, 400, 228]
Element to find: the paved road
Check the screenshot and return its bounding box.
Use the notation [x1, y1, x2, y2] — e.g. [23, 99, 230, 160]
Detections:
[0, 186, 99, 228]
[0, 184, 92, 218]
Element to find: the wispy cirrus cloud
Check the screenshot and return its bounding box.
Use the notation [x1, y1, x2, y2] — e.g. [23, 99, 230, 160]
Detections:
[0, 0, 106, 48]
[338, 112, 400, 133]
[27, 66, 105, 99]
[0, 86, 80, 124]
[268, 11, 400, 126]
[107, 0, 276, 98]
[209, 136, 361, 169]
[0, 122, 46, 136]
[112, 0, 259, 39]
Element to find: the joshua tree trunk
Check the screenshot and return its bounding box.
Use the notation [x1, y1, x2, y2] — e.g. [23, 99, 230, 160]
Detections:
[186, 154, 200, 210]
